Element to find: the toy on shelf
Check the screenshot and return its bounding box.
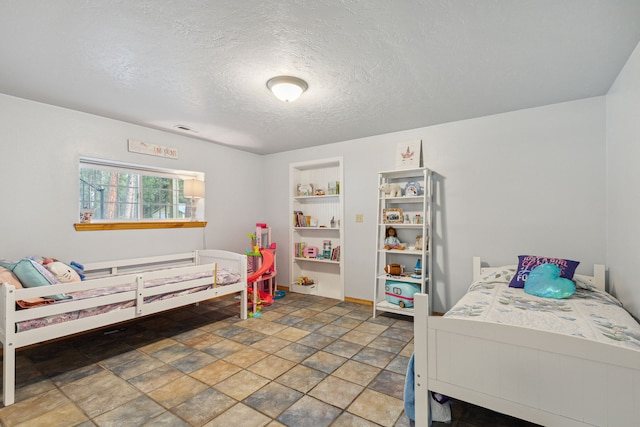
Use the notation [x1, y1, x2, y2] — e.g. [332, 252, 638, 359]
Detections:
[297, 276, 315, 285]
[384, 226, 406, 250]
[411, 258, 422, 279]
[385, 280, 421, 308]
[380, 182, 403, 197]
[322, 240, 332, 259]
[384, 263, 404, 276]
[302, 246, 319, 258]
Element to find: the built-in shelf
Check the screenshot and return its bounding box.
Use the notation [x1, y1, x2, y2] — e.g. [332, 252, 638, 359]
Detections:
[293, 257, 340, 264]
[293, 227, 340, 231]
[293, 195, 340, 201]
[290, 157, 344, 300]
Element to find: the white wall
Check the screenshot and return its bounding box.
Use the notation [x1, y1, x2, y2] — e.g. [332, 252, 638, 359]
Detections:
[264, 97, 607, 312]
[606, 41, 640, 320]
[1, 92, 610, 315]
[0, 94, 264, 262]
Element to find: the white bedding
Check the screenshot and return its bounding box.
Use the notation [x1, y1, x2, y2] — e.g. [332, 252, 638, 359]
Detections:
[445, 266, 640, 351]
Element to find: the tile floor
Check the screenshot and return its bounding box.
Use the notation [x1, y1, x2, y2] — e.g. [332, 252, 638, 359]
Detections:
[0, 292, 539, 426]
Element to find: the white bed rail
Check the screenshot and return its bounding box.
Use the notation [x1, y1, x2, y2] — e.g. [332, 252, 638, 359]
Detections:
[83, 252, 198, 279]
[414, 293, 430, 427]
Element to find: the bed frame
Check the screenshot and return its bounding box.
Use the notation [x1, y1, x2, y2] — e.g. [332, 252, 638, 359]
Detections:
[413, 257, 640, 427]
[0, 249, 247, 407]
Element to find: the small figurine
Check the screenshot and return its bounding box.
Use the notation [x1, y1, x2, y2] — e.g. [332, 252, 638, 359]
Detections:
[414, 236, 423, 251]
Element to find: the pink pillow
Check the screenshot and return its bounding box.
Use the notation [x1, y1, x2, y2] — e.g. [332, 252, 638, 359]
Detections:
[0, 266, 23, 288]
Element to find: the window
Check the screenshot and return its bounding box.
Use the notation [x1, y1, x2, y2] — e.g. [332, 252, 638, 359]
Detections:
[79, 157, 204, 222]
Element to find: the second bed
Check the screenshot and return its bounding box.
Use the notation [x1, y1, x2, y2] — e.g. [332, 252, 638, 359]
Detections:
[409, 257, 640, 427]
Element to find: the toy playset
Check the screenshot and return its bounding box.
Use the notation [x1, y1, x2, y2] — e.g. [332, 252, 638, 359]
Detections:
[245, 223, 278, 317]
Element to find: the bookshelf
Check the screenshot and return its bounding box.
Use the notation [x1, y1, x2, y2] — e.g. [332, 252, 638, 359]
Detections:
[289, 158, 344, 300]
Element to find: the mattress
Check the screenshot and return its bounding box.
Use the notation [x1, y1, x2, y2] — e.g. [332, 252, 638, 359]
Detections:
[16, 268, 241, 332]
[445, 266, 640, 351]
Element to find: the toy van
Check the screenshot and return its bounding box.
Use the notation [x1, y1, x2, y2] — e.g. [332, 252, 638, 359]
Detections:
[385, 280, 421, 308]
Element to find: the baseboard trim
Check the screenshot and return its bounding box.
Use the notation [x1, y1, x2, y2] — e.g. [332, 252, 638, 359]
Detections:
[345, 296, 373, 306]
[278, 286, 373, 307]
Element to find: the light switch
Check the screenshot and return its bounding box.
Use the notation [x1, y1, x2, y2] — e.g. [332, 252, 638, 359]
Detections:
[355, 214, 364, 223]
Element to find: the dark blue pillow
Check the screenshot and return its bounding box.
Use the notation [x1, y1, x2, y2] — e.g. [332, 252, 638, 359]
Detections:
[509, 255, 579, 288]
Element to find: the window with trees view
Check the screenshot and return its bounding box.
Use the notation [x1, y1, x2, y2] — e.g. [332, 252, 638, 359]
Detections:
[79, 157, 204, 222]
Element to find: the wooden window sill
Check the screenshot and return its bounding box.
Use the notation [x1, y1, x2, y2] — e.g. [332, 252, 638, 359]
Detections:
[74, 221, 207, 231]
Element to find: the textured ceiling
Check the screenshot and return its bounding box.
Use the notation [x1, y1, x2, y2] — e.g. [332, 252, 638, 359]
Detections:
[2, 1, 640, 155]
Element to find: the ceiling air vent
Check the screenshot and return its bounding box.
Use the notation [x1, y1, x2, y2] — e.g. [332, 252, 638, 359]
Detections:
[174, 125, 197, 133]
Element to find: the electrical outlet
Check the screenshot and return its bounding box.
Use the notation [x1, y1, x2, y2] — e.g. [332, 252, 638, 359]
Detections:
[355, 214, 364, 223]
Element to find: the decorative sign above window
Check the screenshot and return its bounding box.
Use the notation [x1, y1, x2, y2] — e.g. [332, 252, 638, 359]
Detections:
[128, 139, 179, 159]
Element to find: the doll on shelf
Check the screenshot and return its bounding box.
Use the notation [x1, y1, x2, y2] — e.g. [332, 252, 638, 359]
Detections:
[384, 226, 406, 250]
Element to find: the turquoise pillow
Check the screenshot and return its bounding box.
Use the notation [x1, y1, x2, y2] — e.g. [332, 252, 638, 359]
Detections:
[509, 255, 579, 288]
[0, 258, 71, 300]
[524, 263, 575, 299]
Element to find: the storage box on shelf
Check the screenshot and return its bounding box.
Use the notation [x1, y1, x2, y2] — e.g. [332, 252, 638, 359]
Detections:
[289, 157, 344, 300]
[373, 167, 432, 317]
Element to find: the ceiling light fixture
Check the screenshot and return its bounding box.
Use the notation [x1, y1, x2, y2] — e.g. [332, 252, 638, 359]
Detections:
[267, 76, 308, 102]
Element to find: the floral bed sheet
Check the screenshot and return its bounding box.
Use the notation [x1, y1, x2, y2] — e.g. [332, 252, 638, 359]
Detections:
[16, 268, 241, 332]
[445, 267, 640, 350]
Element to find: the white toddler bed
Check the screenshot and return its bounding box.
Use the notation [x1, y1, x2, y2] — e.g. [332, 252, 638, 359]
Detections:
[412, 257, 640, 427]
[0, 249, 247, 407]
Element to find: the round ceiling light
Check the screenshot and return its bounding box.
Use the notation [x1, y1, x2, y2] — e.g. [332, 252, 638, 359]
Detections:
[266, 76, 308, 102]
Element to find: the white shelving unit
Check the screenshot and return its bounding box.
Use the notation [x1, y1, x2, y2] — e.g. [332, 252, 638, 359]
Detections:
[373, 167, 432, 317]
[289, 157, 344, 300]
